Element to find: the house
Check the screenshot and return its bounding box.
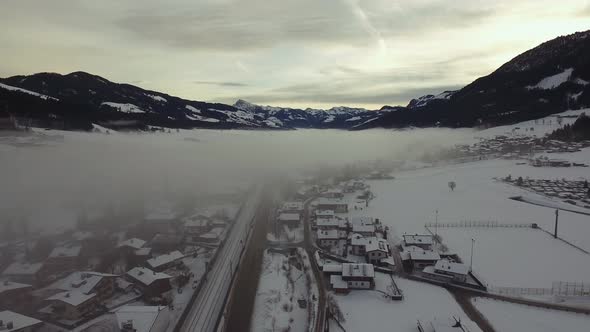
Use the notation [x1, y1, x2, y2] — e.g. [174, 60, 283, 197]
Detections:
[0, 310, 43, 332]
[117, 238, 147, 254]
[315, 198, 348, 213]
[114, 305, 170, 332]
[125, 267, 172, 297]
[315, 218, 346, 230]
[315, 209, 335, 220]
[1, 262, 44, 286]
[0, 280, 32, 311]
[183, 217, 210, 236]
[147, 251, 184, 272]
[350, 216, 374, 226]
[277, 213, 300, 228]
[423, 259, 469, 283]
[281, 201, 304, 214]
[317, 230, 339, 248]
[321, 189, 344, 199]
[407, 250, 440, 269]
[402, 234, 434, 250]
[45, 290, 97, 321]
[351, 224, 375, 237]
[349, 233, 368, 255]
[49, 271, 117, 304]
[365, 238, 390, 265]
[329, 263, 375, 292]
[45, 245, 82, 274]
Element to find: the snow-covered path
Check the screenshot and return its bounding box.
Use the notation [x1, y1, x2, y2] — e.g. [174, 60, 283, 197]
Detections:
[180, 188, 261, 332]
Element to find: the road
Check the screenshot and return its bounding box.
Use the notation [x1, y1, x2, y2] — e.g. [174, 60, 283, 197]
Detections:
[180, 187, 262, 332]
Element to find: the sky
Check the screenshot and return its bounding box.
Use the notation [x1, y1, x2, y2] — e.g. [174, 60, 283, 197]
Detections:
[0, 0, 589, 110]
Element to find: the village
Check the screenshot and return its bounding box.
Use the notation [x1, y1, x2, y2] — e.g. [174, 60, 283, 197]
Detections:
[0, 192, 243, 332]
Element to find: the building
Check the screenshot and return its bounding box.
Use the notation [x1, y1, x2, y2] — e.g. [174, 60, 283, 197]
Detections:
[183, 217, 210, 237]
[0, 310, 43, 332]
[350, 216, 374, 226]
[349, 233, 368, 255]
[45, 245, 82, 274]
[49, 271, 117, 304]
[281, 201, 304, 214]
[0, 280, 32, 311]
[365, 238, 390, 265]
[315, 218, 346, 230]
[317, 230, 339, 248]
[423, 259, 469, 283]
[114, 305, 170, 332]
[321, 189, 344, 199]
[407, 250, 441, 269]
[117, 238, 147, 254]
[147, 251, 184, 272]
[45, 290, 97, 321]
[1, 262, 44, 286]
[315, 198, 348, 213]
[315, 209, 335, 220]
[277, 213, 300, 228]
[351, 224, 375, 237]
[402, 234, 434, 250]
[329, 263, 375, 292]
[125, 267, 172, 297]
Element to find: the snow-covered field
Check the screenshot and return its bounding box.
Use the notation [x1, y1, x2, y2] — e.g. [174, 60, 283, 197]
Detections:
[251, 249, 317, 332]
[437, 227, 590, 288]
[472, 297, 590, 332]
[332, 276, 474, 332]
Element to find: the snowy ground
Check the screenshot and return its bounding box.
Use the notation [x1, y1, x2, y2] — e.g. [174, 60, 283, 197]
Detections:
[267, 224, 305, 244]
[166, 254, 208, 330]
[436, 227, 590, 288]
[251, 249, 316, 332]
[331, 276, 473, 332]
[472, 297, 590, 332]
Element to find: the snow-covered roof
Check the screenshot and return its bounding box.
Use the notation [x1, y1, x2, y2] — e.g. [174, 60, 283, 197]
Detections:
[50, 272, 103, 295]
[126, 267, 171, 286]
[315, 197, 348, 205]
[277, 213, 300, 222]
[352, 224, 375, 234]
[365, 238, 389, 253]
[322, 264, 343, 273]
[315, 209, 334, 217]
[434, 259, 469, 276]
[118, 238, 146, 250]
[351, 216, 375, 225]
[147, 251, 184, 269]
[184, 218, 209, 228]
[0, 310, 42, 331]
[72, 231, 94, 241]
[282, 201, 304, 211]
[48, 245, 82, 258]
[317, 229, 339, 240]
[47, 290, 96, 306]
[330, 275, 348, 289]
[403, 234, 433, 246]
[316, 219, 340, 227]
[2, 262, 43, 276]
[134, 247, 152, 256]
[114, 306, 169, 332]
[409, 250, 440, 261]
[341, 263, 374, 278]
[0, 280, 31, 294]
[350, 233, 368, 246]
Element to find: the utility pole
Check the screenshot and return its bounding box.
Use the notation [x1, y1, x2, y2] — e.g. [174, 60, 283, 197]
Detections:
[435, 209, 438, 243]
[554, 209, 559, 238]
[470, 238, 475, 272]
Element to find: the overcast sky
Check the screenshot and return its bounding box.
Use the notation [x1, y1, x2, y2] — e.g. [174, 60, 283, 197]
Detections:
[1, 0, 589, 109]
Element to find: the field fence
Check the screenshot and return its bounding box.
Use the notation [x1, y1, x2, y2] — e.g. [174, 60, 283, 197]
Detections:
[490, 281, 590, 297]
[425, 220, 534, 229]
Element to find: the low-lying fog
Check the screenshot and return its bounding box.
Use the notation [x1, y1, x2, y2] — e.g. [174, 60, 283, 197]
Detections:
[0, 128, 472, 234]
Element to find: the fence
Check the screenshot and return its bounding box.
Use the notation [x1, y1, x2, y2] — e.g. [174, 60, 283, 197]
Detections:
[490, 281, 590, 297]
[425, 220, 534, 229]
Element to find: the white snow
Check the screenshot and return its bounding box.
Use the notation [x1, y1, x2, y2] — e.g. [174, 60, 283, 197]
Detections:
[345, 116, 361, 122]
[126, 267, 171, 286]
[0, 82, 59, 101]
[147, 94, 167, 103]
[0, 310, 42, 331]
[101, 102, 145, 113]
[147, 251, 184, 270]
[472, 298, 590, 332]
[47, 290, 96, 306]
[323, 115, 335, 123]
[527, 68, 573, 90]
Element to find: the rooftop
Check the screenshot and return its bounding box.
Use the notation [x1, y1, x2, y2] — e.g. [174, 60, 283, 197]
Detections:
[50, 271, 116, 295]
[0, 280, 32, 294]
[317, 229, 339, 240]
[0, 310, 42, 331]
[2, 262, 43, 276]
[114, 305, 169, 332]
[277, 213, 300, 222]
[315, 209, 335, 216]
[351, 216, 375, 226]
[365, 238, 389, 253]
[341, 263, 375, 278]
[352, 224, 375, 233]
[126, 267, 171, 286]
[434, 259, 470, 276]
[48, 245, 82, 258]
[147, 251, 184, 269]
[403, 234, 434, 245]
[409, 250, 441, 261]
[117, 238, 146, 250]
[47, 290, 96, 306]
[282, 201, 304, 211]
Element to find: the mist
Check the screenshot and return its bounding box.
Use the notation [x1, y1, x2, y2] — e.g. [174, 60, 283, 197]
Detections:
[0, 128, 472, 234]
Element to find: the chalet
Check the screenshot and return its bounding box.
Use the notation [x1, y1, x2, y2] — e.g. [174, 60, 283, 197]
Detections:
[277, 213, 300, 228]
[147, 251, 184, 272]
[350, 216, 375, 226]
[321, 189, 344, 199]
[315, 209, 335, 220]
[316, 198, 348, 213]
[117, 238, 147, 254]
[49, 271, 117, 304]
[365, 238, 390, 265]
[45, 290, 97, 321]
[423, 259, 469, 283]
[0, 311, 43, 332]
[407, 250, 440, 269]
[125, 267, 172, 297]
[349, 233, 368, 255]
[317, 230, 339, 248]
[0, 281, 32, 311]
[402, 234, 434, 250]
[1, 262, 44, 286]
[45, 245, 82, 274]
[351, 224, 375, 237]
[281, 201, 304, 214]
[329, 263, 375, 292]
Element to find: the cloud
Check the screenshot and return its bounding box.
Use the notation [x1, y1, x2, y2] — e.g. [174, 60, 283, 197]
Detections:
[193, 81, 249, 87]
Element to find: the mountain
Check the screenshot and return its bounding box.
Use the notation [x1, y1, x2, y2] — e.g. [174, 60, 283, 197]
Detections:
[356, 30, 590, 129]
